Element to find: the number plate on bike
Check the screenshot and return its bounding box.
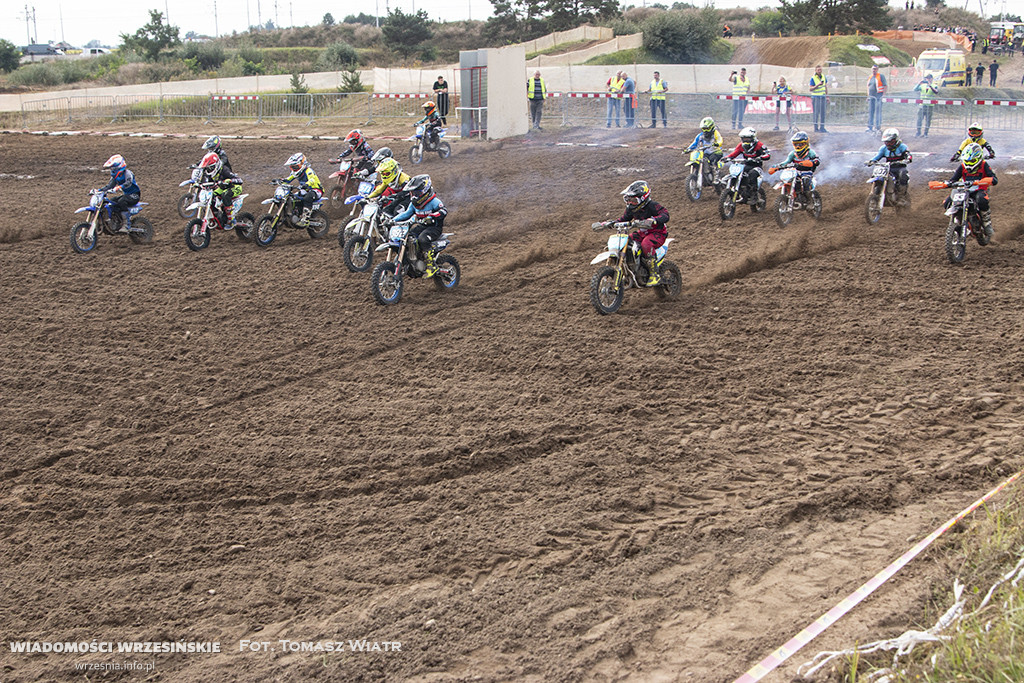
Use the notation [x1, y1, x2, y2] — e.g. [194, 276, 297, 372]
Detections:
[607, 235, 628, 251]
[389, 225, 409, 240]
[358, 180, 374, 195]
[951, 189, 967, 202]
[871, 164, 887, 178]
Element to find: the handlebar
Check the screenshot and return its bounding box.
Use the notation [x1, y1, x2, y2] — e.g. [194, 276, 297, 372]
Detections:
[928, 178, 992, 190]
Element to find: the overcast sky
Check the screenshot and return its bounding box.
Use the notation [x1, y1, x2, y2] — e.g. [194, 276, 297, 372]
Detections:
[3, 0, 1024, 49]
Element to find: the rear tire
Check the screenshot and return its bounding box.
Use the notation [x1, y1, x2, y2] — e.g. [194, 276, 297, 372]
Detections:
[128, 216, 154, 244]
[305, 209, 330, 239]
[233, 212, 256, 241]
[809, 190, 823, 219]
[184, 218, 210, 251]
[433, 254, 460, 291]
[437, 142, 452, 159]
[329, 178, 351, 210]
[751, 187, 767, 213]
[590, 265, 624, 315]
[654, 261, 682, 300]
[972, 215, 990, 246]
[70, 222, 97, 254]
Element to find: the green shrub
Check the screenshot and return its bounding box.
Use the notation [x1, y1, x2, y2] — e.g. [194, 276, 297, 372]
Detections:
[641, 8, 718, 63]
[828, 36, 911, 68]
[317, 41, 359, 70]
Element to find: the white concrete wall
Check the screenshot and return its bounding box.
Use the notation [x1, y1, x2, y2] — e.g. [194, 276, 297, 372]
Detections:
[526, 34, 643, 68]
[487, 45, 529, 140]
[516, 26, 613, 55]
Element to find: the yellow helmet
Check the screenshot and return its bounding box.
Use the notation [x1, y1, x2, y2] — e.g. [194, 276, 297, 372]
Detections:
[378, 158, 400, 186]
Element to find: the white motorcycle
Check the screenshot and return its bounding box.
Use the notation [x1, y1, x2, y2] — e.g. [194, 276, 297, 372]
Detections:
[409, 124, 452, 164]
[588, 221, 682, 315]
[183, 181, 256, 251]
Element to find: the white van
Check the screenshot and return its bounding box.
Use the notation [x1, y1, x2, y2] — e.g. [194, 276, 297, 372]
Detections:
[915, 49, 966, 87]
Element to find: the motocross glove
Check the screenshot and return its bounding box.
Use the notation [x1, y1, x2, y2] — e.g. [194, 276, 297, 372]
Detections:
[949, 154, 959, 162]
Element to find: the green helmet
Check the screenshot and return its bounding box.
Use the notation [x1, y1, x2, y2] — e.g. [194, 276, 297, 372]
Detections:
[700, 117, 716, 133]
[961, 142, 984, 171]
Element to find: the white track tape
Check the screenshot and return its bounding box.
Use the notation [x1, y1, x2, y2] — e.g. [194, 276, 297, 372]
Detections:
[212, 95, 259, 101]
[370, 93, 426, 99]
[975, 99, 1023, 106]
[882, 97, 965, 105]
[733, 467, 1024, 683]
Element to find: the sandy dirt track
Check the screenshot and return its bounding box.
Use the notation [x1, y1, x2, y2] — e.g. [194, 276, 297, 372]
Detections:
[1, 127, 1024, 682]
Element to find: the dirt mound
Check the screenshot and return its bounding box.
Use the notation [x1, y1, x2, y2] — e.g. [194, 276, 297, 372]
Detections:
[2, 128, 1024, 682]
[730, 36, 831, 67]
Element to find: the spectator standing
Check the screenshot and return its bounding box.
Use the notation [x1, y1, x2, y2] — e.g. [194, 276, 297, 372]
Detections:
[867, 65, 887, 133]
[729, 67, 750, 129]
[773, 76, 793, 131]
[989, 60, 999, 86]
[976, 63, 986, 84]
[622, 72, 637, 128]
[527, 70, 546, 130]
[645, 71, 668, 128]
[965, 67, 972, 86]
[914, 74, 938, 137]
[809, 65, 829, 133]
[606, 71, 624, 128]
[432, 75, 449, 126]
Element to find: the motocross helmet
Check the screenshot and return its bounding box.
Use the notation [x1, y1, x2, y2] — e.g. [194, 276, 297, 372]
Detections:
[403, 174, 433, 206]
[967, 122, 983, 140]
[740, 127, 757, 152]
[422, 101, 437, 117]
[286, 152, 307, 172]
[700, 116, 716, 133]
[103, 154, 126, 171]
[199, 152, 223, 177]
[345, 129, 364, 148]
[202, 135, 222, 152]
[882, 128, 901, 150]
[961, 142, 984, 171]
[371, 147, 393, 166]
[377, 158, 400, 187]
[791, 131, 809, 156]
[621, 180, 651, 209]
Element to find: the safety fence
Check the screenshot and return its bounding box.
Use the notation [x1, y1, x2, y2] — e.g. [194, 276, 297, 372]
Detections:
[536, 92, 1024, 135]
[20, 91, 1024, 135]
[19, 93, 462, 128]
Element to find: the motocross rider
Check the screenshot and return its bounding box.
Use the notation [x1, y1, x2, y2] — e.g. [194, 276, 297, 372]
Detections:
[685, 116, 725, 178]
[370, 147, 393, 167]
[951, 122, 995, 161]
[865, 128, 912, 203]
[768, 131, 820, 198]
[199, 151, 243, 224]
[367, 158, 411, 219]
[940, 142, 998, 238]
[724, 127, 771, 203]
[596, 180, 670, 287]
[391, 174, 447, 278]
[280, 153, 323, 223]
[97, 154, 140, 232]
[338, 130, 376, 177]
[415, 101, 445, 149]
[201, 135, 242, 205]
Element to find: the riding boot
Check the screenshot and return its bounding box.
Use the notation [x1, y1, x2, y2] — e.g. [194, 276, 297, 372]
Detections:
[299, 207, 312, 224]
[118, 211, 130, 233]
[981, 209, 993, 237]
[644, 254, 661, 286]
[423, 249, 438, 277]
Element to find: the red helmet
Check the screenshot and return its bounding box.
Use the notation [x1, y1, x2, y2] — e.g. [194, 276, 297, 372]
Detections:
[345, 129, 363, 148]
[199, 152, 222, 176]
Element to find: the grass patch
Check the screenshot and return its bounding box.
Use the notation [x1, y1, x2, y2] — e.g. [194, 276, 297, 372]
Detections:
[584, 48, 649, 66]
[836, 487, 1024, 681]
[709, 38, 735, 64]
[828, 36, 912, 68]
[526, 40, 588, 60]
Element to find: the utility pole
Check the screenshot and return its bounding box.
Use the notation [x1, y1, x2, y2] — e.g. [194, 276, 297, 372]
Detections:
[59, 3, 65, 43]
[213, 0, 219, 37]
[257, 0, 262, 29]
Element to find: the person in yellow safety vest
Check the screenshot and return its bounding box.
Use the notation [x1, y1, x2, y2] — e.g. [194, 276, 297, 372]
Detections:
[606, 70, 625, 128]
[728, 67, 750, 129]
[914, 74, 938, 138]
[809, 65, 829, 133]
[645, 71, 668, 128]
[527, 70, 546, 131]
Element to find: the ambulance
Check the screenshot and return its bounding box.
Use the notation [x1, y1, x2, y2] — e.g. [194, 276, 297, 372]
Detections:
[914, 49, 966, 86]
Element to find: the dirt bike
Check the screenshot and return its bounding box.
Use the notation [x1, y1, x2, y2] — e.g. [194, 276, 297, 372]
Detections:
[588, 220, 682, 315]
[253, 180, 330, 248]
[183, 181, 257, 251]
[177, 166, 202, 219]
[928, 177, 993, 264]
[409, 124, 451, 165]
[370, 222, 460, 305]
[684, 145, 722, 202]
[864, 160, 910, 225]
[327, 156, 375, 212]
[340, 195, 394, 272]
[719, 161, 768, 220]
[70, 189, 153, 254]
[768, 160, 822, 228]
